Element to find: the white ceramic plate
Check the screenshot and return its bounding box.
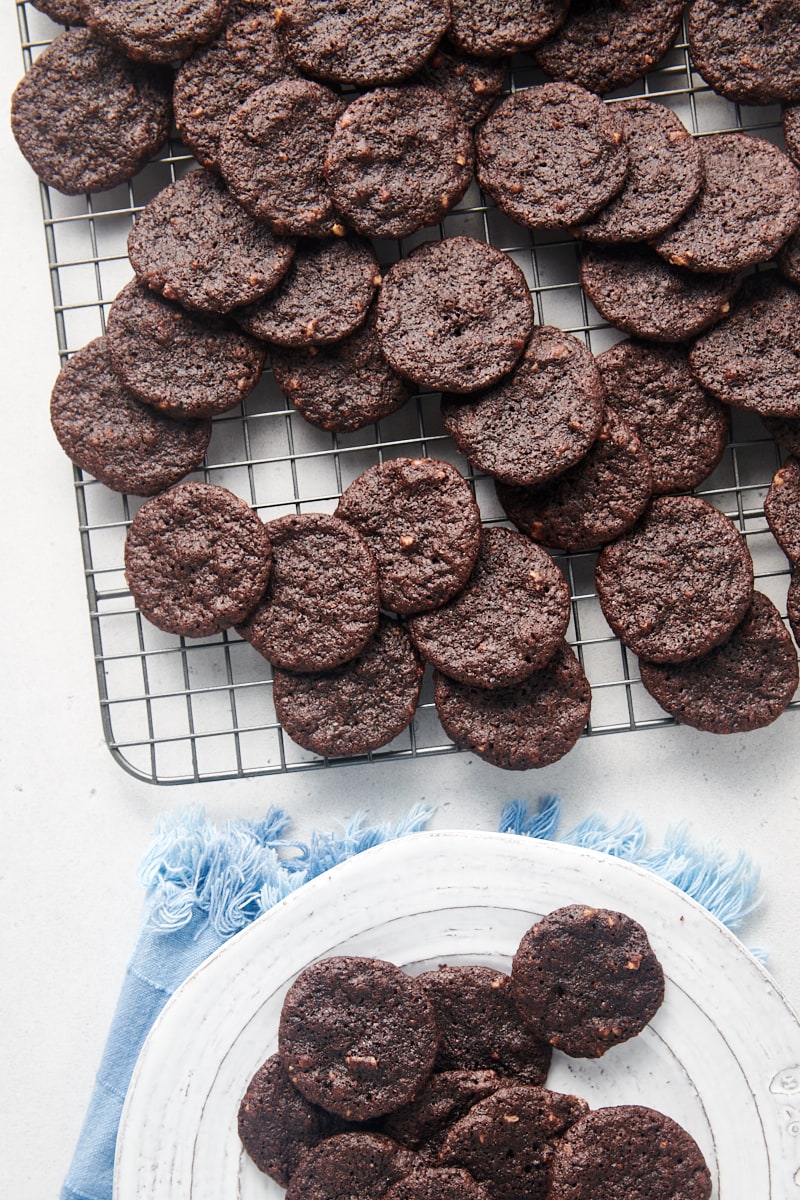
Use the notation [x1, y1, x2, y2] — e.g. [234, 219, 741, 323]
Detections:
[114, 831, 800, 1199]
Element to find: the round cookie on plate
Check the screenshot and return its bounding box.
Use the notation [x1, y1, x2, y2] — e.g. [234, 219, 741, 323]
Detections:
[128, 169, 296, 314]
[236, 512, 380, 672]
[11, 29, 172, 196]
[335, 457, 482, 616]
[380, 1071, 502, 1155]
[406, 527, 571, 690]
[50, 337, 211, 496]
[124, 481, 272, 638]
[286, 1133, 417, 1200]
[594, 494, 755, 663]
[764, 456, 800, 565]
[476, 82, 629, 232]
[639, 592, 799, 733]
[272, 616, 424, 758]
[687, 0, 800, 105]
[375, 237, 534, 394]
[447, 0, 570, 57]
[511, 905, 665, 1057]
[323, 86, 474, 240]
[386, 1166, 490, 1200]
[106, 279, 265, 419]
[432, 641, 591, 771]
[80, 0, 231, 64]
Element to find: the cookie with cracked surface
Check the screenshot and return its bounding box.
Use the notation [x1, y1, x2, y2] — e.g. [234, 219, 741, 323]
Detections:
[652, 133, 800, 275]
[441, 326, 605, 488]
[11, 29, 172, 196]
[335, 457, 482, 616]
[238, 1054, 343, 1186]
[595, 339, 729, 494]
[273, 0, 450, 87]
[173, 2, 296, 172]
[533, 0, 686, 95]
[128, 169, 295, 314]
[417, 965, 553, 1081]
[273, 616, 424, 758]
[687, 0, 800, 105]
[375, 237, 534, 394]
[511, 906, 665, 1057]
[432, 641, 591, 771]
[579, 244, 738, 343]
[410, 41, 507, 127]
[106, 278, 265, 419]
[495, 406, 653, 554]
[323, 86, 474, 240]
[764, 456, 800, 565]
[271, 303, 412, 433]
[124, 481, 272, 638]
[50, 337, 211, 496]
[448, 0, 570, 58]
[549, 1105, 711, 1200]
[406, 527, 571, 689]
[218, 77, 346, 237]
[379, 1071, 503, 1155]
[594, 493, 754, 663]
[688, 273, 800, 419]
[236, 512, 380, 671]
[80, 0, 231, 64]
[279, 957, 438, 1119]
[575, 98, 702, 244]
[476, 82, 629, 232]
[639, 592, 799, 733]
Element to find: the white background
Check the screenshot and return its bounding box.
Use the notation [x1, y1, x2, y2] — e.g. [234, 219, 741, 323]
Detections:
[1, 6, 798, 1196]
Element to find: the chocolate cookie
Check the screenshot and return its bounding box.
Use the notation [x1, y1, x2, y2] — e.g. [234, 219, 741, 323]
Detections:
[11, 29, 172, 196]
[273, 616, 424, 757]
[237, 512, 380, 671]
[652, 133, 800, 275]
[639, 592, 799, 733]
[441, 327, 605, 487]
[495, 406, 653, 554]
[406, 527, 571, 689]
[128, 169, 295, 314]
[762, 414, 800, 458]
[387, 1166, 489, 1200]
[594, 494, 755, 663]
[236, 236, 379, 346]
[50, 337, 211, 496]
[764, 456, 800, 564]
[511, 906, 665, 1058]
[784, 105, 800, 167]
[476, 82, 629, 232]
[579, 244, 738, 343]
[375, 237, 534, 394]
[323, 86, 474, 240]
[238, 1054, 342, 1185]
[273, 0, 450, 87]
[439, 1085, 589, 1200]
[595, 340, 730, 494]
[687, 0, 800, 105]
[285, 1133, 417, 1200]
[106, 279, 265, 419]
[787, 569, 800, 643]
[335, 457, 482, 615]
[448, 0, 570, 57]
[173, 2, 296, 172]
[218, 77, 346, 237]
[548, 1105, 712, 1200]
[30, 0, 84, 25]
[271, 303, 413, 433]
[80, 0, 231, 64]
[411, 42, 507, 127]
[534, 0, 686, 95]
[688, 273, 800, 419]
[278, 956, 438, 1120]
[777, 228, 800, 287]
[380, 1071, 503, 1154]
[417, 965, 553, 1082]
[124, 481, 272, 637]
[432, 641, 592, 771]
[575, 99, 702, 243]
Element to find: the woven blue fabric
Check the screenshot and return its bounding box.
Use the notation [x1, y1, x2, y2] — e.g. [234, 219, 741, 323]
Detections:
[60, 796, 762, 1200]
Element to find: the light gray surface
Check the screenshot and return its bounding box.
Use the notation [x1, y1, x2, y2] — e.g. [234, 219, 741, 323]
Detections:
[1, 8, 798, 1196]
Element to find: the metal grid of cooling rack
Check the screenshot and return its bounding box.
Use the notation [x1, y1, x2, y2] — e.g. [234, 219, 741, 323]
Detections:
[15, 3, 800, 784]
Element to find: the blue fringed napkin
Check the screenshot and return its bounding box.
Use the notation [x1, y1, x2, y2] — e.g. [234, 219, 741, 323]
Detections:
[61, 795, 762, 1200]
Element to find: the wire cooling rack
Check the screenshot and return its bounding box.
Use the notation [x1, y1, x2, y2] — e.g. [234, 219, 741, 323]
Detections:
[15, 3, 800, 783]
